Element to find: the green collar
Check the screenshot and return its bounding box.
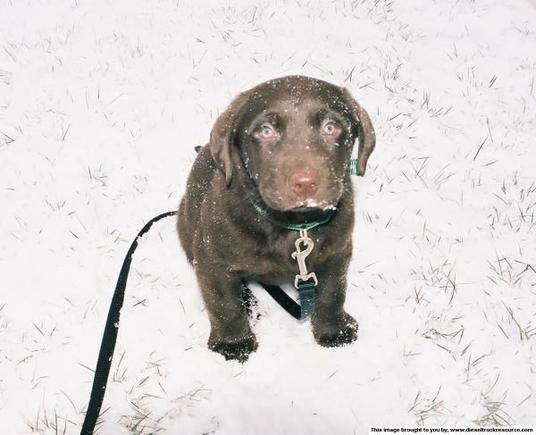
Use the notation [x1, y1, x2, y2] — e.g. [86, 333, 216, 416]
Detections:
[249, 199, 335, 231]
[347, 158, 361, 176]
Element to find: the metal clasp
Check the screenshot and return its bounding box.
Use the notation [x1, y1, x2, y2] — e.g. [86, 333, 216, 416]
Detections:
[291, 229, 318, 288]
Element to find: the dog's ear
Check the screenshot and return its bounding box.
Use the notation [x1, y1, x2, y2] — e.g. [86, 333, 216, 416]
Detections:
[341, 88, 376, 176]
[209, 92, 250, 186]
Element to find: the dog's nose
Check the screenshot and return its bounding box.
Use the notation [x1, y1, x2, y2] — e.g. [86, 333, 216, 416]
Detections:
[289, 170, 319, 198]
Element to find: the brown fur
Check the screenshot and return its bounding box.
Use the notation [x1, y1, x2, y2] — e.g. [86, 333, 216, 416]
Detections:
[178, 75, 375, 362]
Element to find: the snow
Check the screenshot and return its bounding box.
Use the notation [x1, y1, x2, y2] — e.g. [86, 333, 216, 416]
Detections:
[1, 0, 536, 433]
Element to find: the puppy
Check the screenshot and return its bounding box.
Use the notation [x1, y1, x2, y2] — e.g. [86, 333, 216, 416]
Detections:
[178, 75, 375, 362]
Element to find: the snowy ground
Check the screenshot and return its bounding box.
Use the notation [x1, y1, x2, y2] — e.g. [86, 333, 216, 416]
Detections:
[1, 0, 536, 433]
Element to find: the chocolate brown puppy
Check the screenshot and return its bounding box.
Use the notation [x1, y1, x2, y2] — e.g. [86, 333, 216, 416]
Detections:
[178, 75, 375, 362]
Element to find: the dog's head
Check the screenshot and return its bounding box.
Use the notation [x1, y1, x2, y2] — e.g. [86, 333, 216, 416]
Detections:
[209, 75, 375, 214]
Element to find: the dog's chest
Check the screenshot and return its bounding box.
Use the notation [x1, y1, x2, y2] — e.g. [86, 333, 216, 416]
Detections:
[229, 229, 329, 284]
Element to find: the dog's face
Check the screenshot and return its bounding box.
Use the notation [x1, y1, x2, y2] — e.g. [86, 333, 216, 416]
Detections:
[236, 83, 356, 212]
[209, 75, 375, 214]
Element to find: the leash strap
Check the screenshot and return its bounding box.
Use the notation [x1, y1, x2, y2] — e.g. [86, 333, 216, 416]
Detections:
[253, 281, 316, 320]
[81, 207, 316, 432]
[80, 211, 177, 435]
[296, 281, 316, 319]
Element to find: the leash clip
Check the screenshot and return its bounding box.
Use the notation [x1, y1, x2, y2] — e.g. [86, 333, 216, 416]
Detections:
[291, 229, 318, 288]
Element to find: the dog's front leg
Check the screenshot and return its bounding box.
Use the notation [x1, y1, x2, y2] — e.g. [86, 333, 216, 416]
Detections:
[311, 257, 358, 347]
[196, 269, 257, 362]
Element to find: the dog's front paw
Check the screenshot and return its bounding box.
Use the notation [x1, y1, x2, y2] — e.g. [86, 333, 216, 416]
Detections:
[313, 313, 358, 348]
[208, 336, 258, 363]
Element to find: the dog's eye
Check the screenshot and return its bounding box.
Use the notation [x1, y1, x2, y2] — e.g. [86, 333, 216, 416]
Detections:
[254, 123, 277, 141]
[321, 121, 341, 137]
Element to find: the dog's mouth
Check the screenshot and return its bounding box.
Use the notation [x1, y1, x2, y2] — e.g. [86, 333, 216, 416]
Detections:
[253, 194, 340, 225]
[249, 175, 342, 225]
[290, 198, 338, 212]
[281, 197, 339, 214]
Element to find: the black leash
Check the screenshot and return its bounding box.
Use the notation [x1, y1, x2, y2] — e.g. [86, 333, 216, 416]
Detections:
[81, 212, 316, 434]
[80, 210, 176, 435]
[255, 281, 316, 320]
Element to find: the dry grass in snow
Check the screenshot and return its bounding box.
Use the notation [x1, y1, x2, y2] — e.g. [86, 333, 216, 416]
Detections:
[1, 0, 535, 433]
